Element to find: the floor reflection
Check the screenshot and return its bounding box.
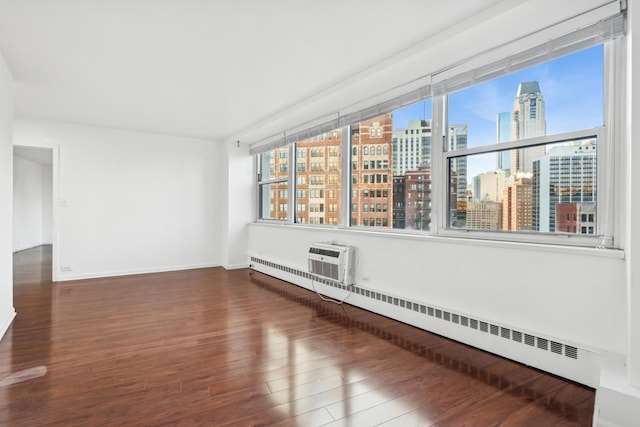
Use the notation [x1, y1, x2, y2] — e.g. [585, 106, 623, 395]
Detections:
[249, 271, 590, 425]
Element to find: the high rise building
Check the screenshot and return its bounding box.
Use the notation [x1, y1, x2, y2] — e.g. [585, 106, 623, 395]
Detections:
[511, 81, 546, 175]
[402, 167, 431, 231]
[533, 140, 597, 233]
[502, 177, 533, 231]
[392, 176, 406, 229]
[264, 147, 289, 221]
[351, 114, 394, 228]
[449, 124, 468, 227]
[466, 201, 502, 230]
[473, 170, 507, 203]
[392, 119, 432, 175]
[556, 202, 597, 235]
[295, 130, 342, 225]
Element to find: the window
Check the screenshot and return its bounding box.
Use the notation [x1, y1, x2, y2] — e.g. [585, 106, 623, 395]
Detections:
[257, 145, 289, 221]
[254, 17, 620, 247]
[294, 126, 343, 225]
[377, 100, 434, 231]
[447, 45, 604, 236]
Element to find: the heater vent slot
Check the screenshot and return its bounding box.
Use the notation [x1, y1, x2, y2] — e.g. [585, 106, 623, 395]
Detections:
[250, 256, 583, 362]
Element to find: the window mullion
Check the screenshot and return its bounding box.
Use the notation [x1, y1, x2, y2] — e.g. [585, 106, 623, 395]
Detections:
[444, 128, 602, 160]
[431, 94, 446, 233]
[341, 126, 351, 228]
[288, 143, 295, 224]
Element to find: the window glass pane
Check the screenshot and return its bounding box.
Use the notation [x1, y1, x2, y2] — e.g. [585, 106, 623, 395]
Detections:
[449, 137, 597, 233]
[351, 100, 433, 231]
[447, 45, 603, 235]
[351, 113, 395, 229]
[448, 45, 603, 152]
[259, 145, 289, 181]
[258, 145, 289, 220]
[391, 100, 433, 231]
[259, 182, 288, 221]
[294, 128, 342, 225]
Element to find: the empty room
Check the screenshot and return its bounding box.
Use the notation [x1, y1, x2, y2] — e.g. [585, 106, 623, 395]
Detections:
[1, 1, 640, 426]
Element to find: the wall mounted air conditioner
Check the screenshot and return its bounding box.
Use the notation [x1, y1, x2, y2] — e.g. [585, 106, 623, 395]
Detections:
[308, 242, 355, 286]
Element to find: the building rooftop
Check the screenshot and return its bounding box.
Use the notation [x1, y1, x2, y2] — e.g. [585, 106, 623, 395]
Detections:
[517, 81, 542, 96]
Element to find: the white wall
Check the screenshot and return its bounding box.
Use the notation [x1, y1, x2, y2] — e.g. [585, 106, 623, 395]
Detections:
[0, 52, 15, 339]
[13, 118, 224, 280]
[242, 0, 640, 423]
[13, 155, 47, 252]
[249, 225, 625, 380]
[220, 140, 254, 269]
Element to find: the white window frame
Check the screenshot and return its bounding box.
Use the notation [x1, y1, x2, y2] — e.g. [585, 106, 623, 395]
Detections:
[438, 127, 606, 247]
[252, 13, 623, 249]
[255, 144, 293, 222]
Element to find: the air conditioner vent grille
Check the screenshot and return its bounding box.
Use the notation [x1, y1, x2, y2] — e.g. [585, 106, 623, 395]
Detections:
[307, 243, 355, 285]
[308, 247, 341, 258]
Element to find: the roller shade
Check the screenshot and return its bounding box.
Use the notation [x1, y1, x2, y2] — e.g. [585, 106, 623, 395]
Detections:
[250, 10, 624, 155]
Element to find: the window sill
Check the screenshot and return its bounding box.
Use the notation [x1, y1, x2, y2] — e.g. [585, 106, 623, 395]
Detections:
[250, 221, 625, 260]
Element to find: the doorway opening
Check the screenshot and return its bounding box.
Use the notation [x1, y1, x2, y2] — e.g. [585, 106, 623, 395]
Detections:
[13, 146, 56, 282]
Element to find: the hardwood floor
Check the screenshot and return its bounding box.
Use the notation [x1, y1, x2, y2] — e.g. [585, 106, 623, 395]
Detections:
[0, 246, 594, 426]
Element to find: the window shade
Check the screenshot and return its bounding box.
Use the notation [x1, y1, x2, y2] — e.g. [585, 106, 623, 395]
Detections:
[250, 11, 624, 155]
[431, 12, 624, 96]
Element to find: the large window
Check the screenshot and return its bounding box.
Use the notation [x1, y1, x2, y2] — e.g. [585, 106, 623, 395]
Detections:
[446, 45, 603, 235]
[253, 17, 621, 247]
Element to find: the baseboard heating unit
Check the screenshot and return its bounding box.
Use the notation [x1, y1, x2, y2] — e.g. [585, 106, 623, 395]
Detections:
[249, 255, 599, 386]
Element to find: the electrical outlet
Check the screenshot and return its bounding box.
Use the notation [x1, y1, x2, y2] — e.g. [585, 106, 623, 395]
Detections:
[61, 266, 72, 272]
[362, 275, 371, 283]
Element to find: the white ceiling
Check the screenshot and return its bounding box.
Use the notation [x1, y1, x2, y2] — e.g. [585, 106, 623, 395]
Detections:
[0, 0, 503, 142]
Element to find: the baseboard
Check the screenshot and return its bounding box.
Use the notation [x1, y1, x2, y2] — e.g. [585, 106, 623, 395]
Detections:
[249, 254, 603, 388]
[56, 262, 221, 281]
[13, 243, 52, 254]
[222, 262, 250, 270]
[0, 308, 16, 341]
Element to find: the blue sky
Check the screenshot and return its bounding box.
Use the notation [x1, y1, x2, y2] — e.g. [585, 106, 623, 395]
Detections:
[392, 45, 604, 179]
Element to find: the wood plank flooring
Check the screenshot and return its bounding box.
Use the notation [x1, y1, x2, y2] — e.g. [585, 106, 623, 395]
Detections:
[0, 246, 595, 426]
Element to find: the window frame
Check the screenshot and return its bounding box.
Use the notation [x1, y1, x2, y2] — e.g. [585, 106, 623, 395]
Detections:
[253, 23, 621, 249]
[439, 126, 606, 246]
[255, 144, 293, 222]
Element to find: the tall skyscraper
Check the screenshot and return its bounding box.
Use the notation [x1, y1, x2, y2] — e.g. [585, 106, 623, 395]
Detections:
[532, 140, 597, 233]
[392, 119, 432, 175]
[511, 81, 546, 175]
[449, 124, 468, 227]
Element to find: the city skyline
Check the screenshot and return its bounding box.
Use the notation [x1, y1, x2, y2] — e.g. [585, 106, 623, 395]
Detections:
[263, 45, 602, 234]
[393, 44, 603, 180]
